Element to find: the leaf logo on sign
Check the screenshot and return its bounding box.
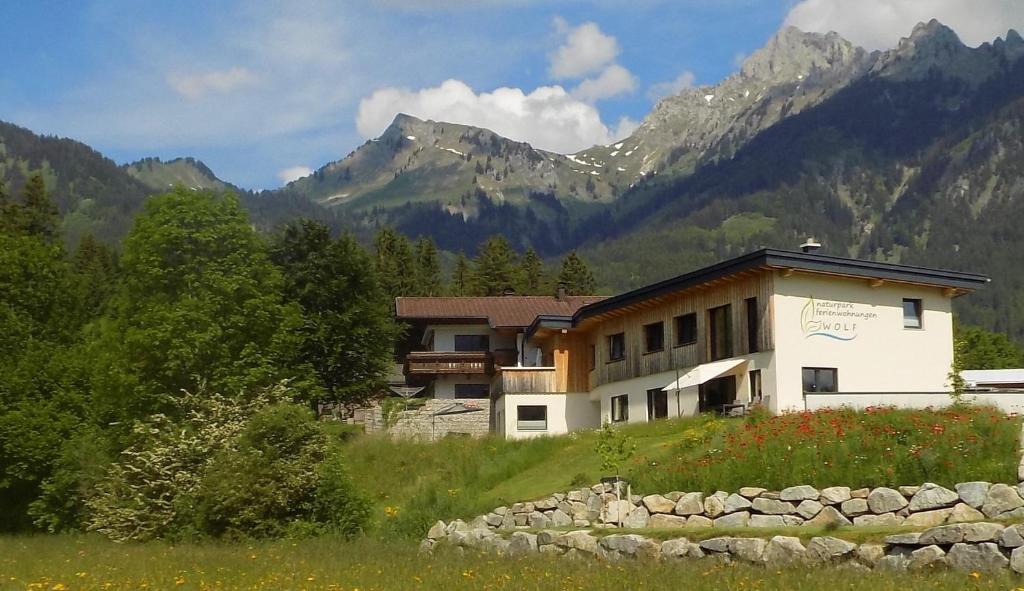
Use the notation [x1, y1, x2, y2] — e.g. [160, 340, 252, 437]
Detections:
[801, 296, 858, 341]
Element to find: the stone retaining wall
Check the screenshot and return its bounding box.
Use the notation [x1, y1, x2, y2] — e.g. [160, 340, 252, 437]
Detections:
[387, 399, 492, 440]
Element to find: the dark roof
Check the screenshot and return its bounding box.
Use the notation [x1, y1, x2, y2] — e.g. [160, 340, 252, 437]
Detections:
[575, 248, 989, 323]
[395, 295, 606, 329]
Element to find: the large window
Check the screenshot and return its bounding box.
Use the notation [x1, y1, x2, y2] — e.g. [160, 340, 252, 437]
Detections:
[643, 321, 665, 353]
[453, 383, 489, 399]
[802, 367, 838, 393]
[708, 304, 733, 361]
[647, 388, 668, 421]
[607, 332, 626, 362]
[903, 298, 923, 329]
[749, 369, 763, 404]
[517, 405, 547, 431]
[611, 395, 629, 423]
[674, 313, 697, 347]
[746, 297, 759, 353]
[454, 334, 489, 351]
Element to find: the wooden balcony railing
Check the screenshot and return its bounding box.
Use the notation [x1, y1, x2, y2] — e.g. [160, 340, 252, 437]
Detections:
[405, 351, 493, 376]
[490, 367, 558, 396]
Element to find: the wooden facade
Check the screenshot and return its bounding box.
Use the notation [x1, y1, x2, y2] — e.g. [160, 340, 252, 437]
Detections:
[491, 368, 557, 396]
[537, 269, 775, 392]
[405, 351, 493, 375]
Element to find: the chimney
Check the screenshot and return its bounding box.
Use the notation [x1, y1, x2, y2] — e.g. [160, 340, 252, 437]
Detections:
[800, 238, 822, 254]
[556, 283, 567, 301]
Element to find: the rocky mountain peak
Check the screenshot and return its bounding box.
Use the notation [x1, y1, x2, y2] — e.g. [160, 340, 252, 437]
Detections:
[740, 26, 866, 84]
[899, 19, 964, 53]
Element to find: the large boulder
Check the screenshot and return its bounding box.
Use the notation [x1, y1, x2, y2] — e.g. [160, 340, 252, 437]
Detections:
[714, 511, 750, 528]
[549, 509, 572, 527]
[907, 545, 946, 570]
[600, 534, 658, 559]
[918, 524, 966, 545]
[427, 521, 447, 540]
[674, 492, 705, 516]
[902, 508, 953, 528]
[642, 494, 676, 514]
[534, 497, 558, 511]
[947, 502, 985, 523]
[1011, 546, 1024, 573]
[805, 506, 852, 528]
[687, 515, 714, 528]
[955, 482, 991, 509]
[724, 493, 753, 514]
[554, 531, 601, 555]
[704, 494, 726, 518]
[507, 532, 539, 556]
[764, 536, 807, 566]
[855, 543, 886, 567]
[982, 483, 1024, 518]
[820, 486, 852, 505]
[945, 542, 1009, 573]
[840, 498, 869, 516]
[1001, 523, 1024, 548]
[962, 522, 1005, 543]
[604, 499, 634, 524]
[780, 485, 820, 502]
[649, 513, 689, 528]
[661, 537, 699, 559]
[867, 487, 908, 514]
[796, 500, 823, 520]
[806, 536, 857, 562]
[752, 498, 796, 515]
[622, 506, 650, 529]
[852, 512, 901, 527]
[739, 487, 767, 498]
[908, 483, 959, 512]
[528, 511, 551, 529]
[730, 538, 768, 563]
[749, 515, 787, 528]
[699, 537, 734, 554]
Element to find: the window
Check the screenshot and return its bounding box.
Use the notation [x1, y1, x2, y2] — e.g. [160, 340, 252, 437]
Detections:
[454, 334, 489, 351]
[749, 369, 763, 404]
[903, 298, 923, 329]
[611, 395, 629, 422]
[674, 313, 697, 346]
[802, 368, 838, 393]
[516, 405, 547, 431]
[643, 322, 665, 353]
[647, 388, 668, 421]
[589, 344, 596, 371]
[453, 383, 489, 399]
[745, 297, 759, 353]
[607, 333, 626, 362]
[708, 304, 733, 361]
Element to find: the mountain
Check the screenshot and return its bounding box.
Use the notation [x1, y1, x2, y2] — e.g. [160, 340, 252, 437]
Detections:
[124, 157, 236, 193]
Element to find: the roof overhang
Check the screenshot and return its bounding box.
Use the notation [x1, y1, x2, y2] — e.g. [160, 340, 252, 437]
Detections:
[662, 358, 749, 391]
[525, 315, 574, 341]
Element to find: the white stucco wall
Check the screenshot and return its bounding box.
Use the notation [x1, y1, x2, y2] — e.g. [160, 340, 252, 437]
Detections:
[427, 324, 492, 351]
[771, 273, 955, 413]
[499, 393, 599, 439]
[805, 392, 1024, 414]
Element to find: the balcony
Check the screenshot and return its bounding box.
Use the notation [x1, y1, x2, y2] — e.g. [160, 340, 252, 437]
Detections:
[490, 367, 558, 396]
[405, 351, 493, 376]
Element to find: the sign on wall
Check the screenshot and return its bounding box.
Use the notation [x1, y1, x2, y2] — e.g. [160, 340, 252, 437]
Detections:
[801, 297, 879, 341]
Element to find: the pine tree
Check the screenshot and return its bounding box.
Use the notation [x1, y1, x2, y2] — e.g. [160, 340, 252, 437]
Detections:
[20, 173, 59, 241]
[518, 247, 545, 295]
[373, 227, 415, 301]
[0, 181, 20, 235]
[451, 254, 471, 296]
[413, 236, 442, 296]
[470, 235, 521, 296]
[557, 251, 596, 295]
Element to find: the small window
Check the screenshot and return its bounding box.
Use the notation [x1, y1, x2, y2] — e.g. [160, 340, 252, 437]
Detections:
[647, 388, 668, 421]
[611, 394, 629, 422]
[516, 405, 547, 431]
[453, 383, 489, 399]
[802, 368, 838, 393]
[607, 333, 625, 362]
[674, 313, 697, 346]
[454, 334, 489, 351]
[589, 344, 596, 371]
[643, 322, 665, 353]
[746, 297, 759, 353]
[903, 298, 923, 329]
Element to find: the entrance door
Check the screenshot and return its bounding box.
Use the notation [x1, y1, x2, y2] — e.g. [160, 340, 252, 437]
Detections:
[646, 388, 668, 421]
[699, 375, 737, 413]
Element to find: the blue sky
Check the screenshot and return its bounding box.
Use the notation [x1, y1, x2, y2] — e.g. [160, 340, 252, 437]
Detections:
[1, 0, 1021, 190]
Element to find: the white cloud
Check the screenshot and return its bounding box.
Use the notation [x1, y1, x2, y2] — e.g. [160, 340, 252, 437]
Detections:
[784, 0, 1024, 50]
[356, 79, 620, 153]
[572, 64, 637, 102]
[647, 70, 697, 101]
[167, 67, 258, 100]
[549, 18, 621, 79]
[278, 165, 313, 184]
[612, 116, 640, 141]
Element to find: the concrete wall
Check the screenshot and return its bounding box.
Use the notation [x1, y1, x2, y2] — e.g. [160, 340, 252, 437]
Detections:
[498, 393, 599, 439]
[433, 374, 492, 400]
[771, 273, 955, 413]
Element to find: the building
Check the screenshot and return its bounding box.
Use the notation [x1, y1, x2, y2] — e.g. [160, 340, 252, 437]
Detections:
[395, 247, 992, 440]
[962, 369, 1024, 391]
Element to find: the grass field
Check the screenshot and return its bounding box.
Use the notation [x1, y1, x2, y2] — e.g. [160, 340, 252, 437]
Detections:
[343, 406, 1021, 538]
[2, 535, 1021, 591]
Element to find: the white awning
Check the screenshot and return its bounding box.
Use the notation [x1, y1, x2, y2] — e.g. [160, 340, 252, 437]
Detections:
[662, 358, 749, 391]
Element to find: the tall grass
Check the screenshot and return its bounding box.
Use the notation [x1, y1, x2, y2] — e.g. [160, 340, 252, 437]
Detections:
[0, 534, 1018, 591]
[629, 406, 1021, 493]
